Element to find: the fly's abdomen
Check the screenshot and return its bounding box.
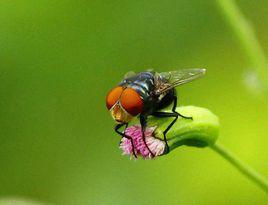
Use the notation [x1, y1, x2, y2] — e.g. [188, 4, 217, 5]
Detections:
[157, 88, 175, 110]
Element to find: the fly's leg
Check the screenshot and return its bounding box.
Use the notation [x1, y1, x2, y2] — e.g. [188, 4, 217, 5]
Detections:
[140, 115, 155, 157]
[152, 96, 192, 153]
[115, 123, 137, 158]
[152, 112, 177, 153]
[172, 95, 192, 120]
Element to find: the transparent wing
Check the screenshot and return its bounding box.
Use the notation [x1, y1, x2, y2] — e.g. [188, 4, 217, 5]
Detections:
[155, 68, 206, 95]
[124, 71, 136, 79]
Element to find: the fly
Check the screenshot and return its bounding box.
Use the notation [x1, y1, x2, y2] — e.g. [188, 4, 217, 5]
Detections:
[106, 68, 206, 158]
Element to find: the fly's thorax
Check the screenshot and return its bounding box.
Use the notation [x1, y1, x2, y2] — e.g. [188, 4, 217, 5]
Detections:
[119, 71, 157, 114]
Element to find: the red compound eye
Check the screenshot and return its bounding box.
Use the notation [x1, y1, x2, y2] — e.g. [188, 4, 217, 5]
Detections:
[120, 88, 143, 116]
[106, 86, 123, 110]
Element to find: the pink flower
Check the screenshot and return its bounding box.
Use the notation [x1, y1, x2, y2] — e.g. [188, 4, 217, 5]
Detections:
[119, 125, 166, 159]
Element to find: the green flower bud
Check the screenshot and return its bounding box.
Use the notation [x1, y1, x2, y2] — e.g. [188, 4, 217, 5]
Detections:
[147, 106, 220, 153]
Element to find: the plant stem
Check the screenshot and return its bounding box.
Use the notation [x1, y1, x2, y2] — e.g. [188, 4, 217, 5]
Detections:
[211, 143, 268, 193]
[217, 0, 268, 89]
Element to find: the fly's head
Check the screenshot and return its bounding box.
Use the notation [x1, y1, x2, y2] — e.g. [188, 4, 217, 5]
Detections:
[106, 86, 143, 124]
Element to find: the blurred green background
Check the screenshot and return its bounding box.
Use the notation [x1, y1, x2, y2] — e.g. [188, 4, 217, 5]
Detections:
[0, 0, 268, 204]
